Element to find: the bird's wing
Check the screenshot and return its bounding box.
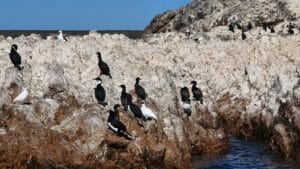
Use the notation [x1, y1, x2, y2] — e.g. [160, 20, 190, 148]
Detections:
[193, 88, 202, 96]
[108, 122, 118, 132]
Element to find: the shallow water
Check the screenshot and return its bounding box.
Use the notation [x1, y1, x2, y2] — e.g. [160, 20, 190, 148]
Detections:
[193, 136, 300, 169]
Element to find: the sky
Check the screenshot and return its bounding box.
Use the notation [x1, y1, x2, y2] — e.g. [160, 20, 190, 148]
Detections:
[0, 0, 190, 30]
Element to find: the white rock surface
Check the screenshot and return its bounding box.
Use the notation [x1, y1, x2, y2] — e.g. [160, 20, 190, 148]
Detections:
[0, 30, 300, 161]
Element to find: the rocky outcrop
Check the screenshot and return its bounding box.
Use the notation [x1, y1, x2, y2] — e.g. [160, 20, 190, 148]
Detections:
[144, 0, 300, 35]
[0, 33, 228, 168]
[1, 22, 300, 167]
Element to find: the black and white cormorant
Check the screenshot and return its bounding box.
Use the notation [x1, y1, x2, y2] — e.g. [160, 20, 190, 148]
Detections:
[127, 98, 143, 118]
[9, 44, 23, 70]
[97, 52, 112, 79]
[135, 77, 147, 101]
[229, 23, 234, 33]
[182, 99, 192, 117]
[263, 23, 268, 32]
[119, 84, 132, 111]
[247, 22, 252, 31]
[191, 81, 203, 104]
[180, 86, 192, 116]
[287, 24, 294, 35]
[127, 96, 145, 126]
[107, 104, 135, 140]
[270, 26, 275, 33]
[242, 30, 246, 40]
[94, 77, 107, 107]
[236, 23, 242, 30]
[180, 87, 190, 102]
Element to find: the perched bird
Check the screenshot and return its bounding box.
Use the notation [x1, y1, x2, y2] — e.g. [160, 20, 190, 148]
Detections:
[191, 81, 203, 104]
[9, 44, 23, 70]
[287, 23, 294, 29]
[57, 30, 68, 41]
[263, 23, 268, 32]
[288, 28, 294, 35]
[13, 87, 29, 104]
[185, 29, 191, 37]
[107, 104, 135, 140]
[127, 96, 145, 126]
[119, 84, 132, 111]
[229, 23, 234, 33]
[180, 87, 190, 102]
[182, 100, 192, 117]
[288, 27, 294, 35]
[127, 97, 143, 119]
[286, 23, 294, 35]
[140, 101, 157, 120]
[270, 26, 275, 33]
[241, 30, 246, 40]
[135, 77, 147, 101]
[97, 52, 112, 79]
[236, 23, 242, 30]
[94, 77, 107, 107]
[180, 86, 192, 117]
[247, 22, 252, 31]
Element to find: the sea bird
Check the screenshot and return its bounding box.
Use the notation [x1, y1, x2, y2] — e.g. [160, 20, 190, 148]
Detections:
[9, 44, 23, 70]
[97, 52, 112, 79]
[180, 86, 192, 117]
[119, 84, 132, 111]
[191, 81, 203, 104]
[247, 22, 252, 31]
[242, 30, 246, 40]
[57, 30, 68, 41]
[135, 77, 147, 101]
[107, 104, 135, 140]
[94, 77, 107, 107]
[140, 101, 157, 120]
[180, 87, 190, 102]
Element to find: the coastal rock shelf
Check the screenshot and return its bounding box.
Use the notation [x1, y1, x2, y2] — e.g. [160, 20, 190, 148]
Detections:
[0, 28, 300, 167]
[0, 32, 228, 168]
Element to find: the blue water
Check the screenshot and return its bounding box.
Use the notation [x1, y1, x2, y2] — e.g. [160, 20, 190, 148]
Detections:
[193, 136, 300, 169]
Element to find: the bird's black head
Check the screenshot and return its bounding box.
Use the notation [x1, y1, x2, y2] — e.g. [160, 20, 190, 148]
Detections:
[191, 81, 197, 85]
[94, 77, 102, 81]
[11, 44, 18, 51]
[96, 52, 102, 61]
[136, 77, 141, 84]
[119, 84, 126, 89]
[180, 86, 189, 90]
[114, 104, 121, 111]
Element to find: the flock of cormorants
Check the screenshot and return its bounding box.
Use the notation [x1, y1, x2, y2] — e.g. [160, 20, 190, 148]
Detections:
[8, 41, 203, 140]
[9, 22, 296, 139]
[228, 21, 296, 40]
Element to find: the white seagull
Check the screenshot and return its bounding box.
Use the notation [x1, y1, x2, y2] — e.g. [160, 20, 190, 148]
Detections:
[13, 87, 29, 103]
[57, 30, 68, 42]
[141, 102, 157, 120]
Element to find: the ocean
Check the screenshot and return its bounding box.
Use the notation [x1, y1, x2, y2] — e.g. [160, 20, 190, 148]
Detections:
[0, 30, 143, 39]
